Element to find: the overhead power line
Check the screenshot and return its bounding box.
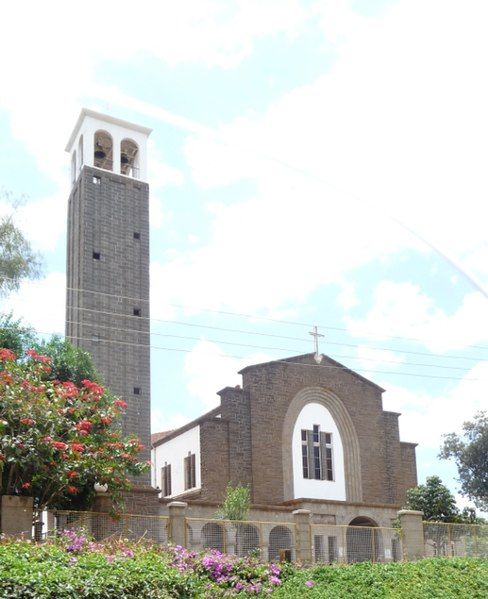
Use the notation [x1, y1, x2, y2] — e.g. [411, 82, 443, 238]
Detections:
[2, 275, 488, 351]
[66, 304, 488, 363]
[63, 318, 479, 373]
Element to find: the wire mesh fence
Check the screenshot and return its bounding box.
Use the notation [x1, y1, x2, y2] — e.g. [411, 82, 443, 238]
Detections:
[52, 510, 169, 545]
[185, 518, 296, 562]
[311, 525, 403, 564]
[423, 522, 488, 558]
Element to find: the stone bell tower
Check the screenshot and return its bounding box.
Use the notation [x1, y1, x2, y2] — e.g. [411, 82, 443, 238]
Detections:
[65, 109, 152, 486]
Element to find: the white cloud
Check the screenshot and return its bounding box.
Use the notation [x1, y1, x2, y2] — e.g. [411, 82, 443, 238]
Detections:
[382, 361, 488, 449]
[151, 408, 188, 434]
[180, 0, 488, 309]
[0, 272, 66, 335]
[347, 281, 488, 352]
[184, 340, 271, 410]
[355, 345, 404, 374]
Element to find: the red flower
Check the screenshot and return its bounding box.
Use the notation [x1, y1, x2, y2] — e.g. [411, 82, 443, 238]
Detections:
[67, 470, 78, 479]
[75, 419, 92, 432]
[0, 348, 16, 362]
[21, 482, 31, 489]
[1, 372, 13, 384]
[114, 399, 128, 409]
[81, 379, 105, 395]
[25, 349, 51, 364]
[52, 441, 68, 451]
[100, 416, 112, 426]
[66, 486, 78, 494]
[71, 443, 85, 453]
[20, 418, 35, 426]
[77, 429, 89, 437]
[43, 436, 53, 443]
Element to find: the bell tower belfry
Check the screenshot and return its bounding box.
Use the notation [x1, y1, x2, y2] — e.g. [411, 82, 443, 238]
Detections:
[65, 109, 152, 485]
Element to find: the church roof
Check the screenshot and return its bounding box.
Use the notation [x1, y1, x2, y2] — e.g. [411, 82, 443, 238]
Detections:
[151, 430, 174, 445]
[239, 353, 386, 392]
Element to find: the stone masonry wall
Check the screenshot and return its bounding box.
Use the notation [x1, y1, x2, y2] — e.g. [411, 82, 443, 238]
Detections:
[199, 419, 230, 502]
[66, 166, 151, 484]
[240, 355, 416, 506]
[219, 387, 253, 488]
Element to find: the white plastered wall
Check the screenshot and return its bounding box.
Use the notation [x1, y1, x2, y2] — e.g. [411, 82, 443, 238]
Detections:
[292, 402, 346, 500]
[152, 426, 201, 498]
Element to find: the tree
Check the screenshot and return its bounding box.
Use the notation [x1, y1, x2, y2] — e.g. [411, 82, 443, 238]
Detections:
[0, 347, 148, 513]
[33, 336, 100, 386]
[0, 313, 36, 357]
[0, 193, 42, 295]
[440, 412, 488, 512]
[403, 476, 460, 522]
[216, 483, 251, 521]
[0, 315, 99, 385]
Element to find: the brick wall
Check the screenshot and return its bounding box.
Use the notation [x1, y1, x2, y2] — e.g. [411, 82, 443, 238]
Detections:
[66, 166, 151, 484]
[219, 386, 253, 488]
[199, 419, 230, 502]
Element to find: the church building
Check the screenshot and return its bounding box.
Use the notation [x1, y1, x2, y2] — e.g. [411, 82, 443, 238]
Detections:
[152, 353, 417, 527]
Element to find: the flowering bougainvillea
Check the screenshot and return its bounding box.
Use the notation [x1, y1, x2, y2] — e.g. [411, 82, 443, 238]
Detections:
[170, 544, 283, 595]
[0, 347, 148, 511]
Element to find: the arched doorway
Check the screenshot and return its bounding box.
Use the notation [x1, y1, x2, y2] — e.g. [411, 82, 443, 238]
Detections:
[347, 517, 383, 563]
[269, 525, 293, 562]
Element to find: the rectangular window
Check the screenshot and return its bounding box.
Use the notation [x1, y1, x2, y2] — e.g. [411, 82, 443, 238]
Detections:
[133, 387, 141, 395]
[327, 536, 338, 563]
[320, 432, 334, 481]
[133, 308, 141, 317]
[92, 175, 101, 185]
[302, 425, 334, 481]
[133, 232, 140, 240]
[92, 252, 100, 260]
[314, 535, 325, 562]
[161, 464, 171, 497]
[184, 452, 196, 490]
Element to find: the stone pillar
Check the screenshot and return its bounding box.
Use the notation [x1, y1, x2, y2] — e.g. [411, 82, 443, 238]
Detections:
[1, 496, 34, 538]
[168, 501, 188, 547]
[398, 509, 425, 560]
[293, 509, 312, 565]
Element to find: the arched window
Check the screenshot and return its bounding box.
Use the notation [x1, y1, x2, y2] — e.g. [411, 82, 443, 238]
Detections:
[93, 130, 113, 171]
[292, 402, 346, 501]
[78, 135, 84, 171]
[268, 525, 293, 562]
[120, 138, 139, 178]
[71, 150, 77, 184]
[201, 522, 225, 552]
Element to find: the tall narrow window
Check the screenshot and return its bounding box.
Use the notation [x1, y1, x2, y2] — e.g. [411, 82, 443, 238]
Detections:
[184, 452, 196, 490]
[301, 425, 334, 481]
[161, 463, 171, 497]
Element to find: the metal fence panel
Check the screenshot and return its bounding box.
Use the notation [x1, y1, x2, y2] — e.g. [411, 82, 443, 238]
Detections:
[311, 525, 403, 564]
[53, 510, 169, 545]
[423, 522, 488, 558]
[185, 518, 296, 562]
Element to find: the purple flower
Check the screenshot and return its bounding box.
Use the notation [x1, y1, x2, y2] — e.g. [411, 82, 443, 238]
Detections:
[106, 555, 115, 564]
[68, 557, 77, 565]
[305, 580, 315, 588]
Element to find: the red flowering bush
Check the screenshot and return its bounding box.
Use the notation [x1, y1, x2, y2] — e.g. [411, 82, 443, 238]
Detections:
[0, 347, 148, 511]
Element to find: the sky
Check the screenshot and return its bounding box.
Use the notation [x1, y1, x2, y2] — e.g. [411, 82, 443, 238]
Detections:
[1, 0, 487, 512]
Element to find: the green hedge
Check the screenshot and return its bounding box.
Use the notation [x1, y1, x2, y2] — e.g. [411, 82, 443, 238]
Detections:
[0, 540, 487, 598]
[274, 558, 488, 598]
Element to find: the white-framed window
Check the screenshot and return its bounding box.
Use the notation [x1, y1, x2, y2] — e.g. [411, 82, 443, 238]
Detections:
[301, 424, 334, 481]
